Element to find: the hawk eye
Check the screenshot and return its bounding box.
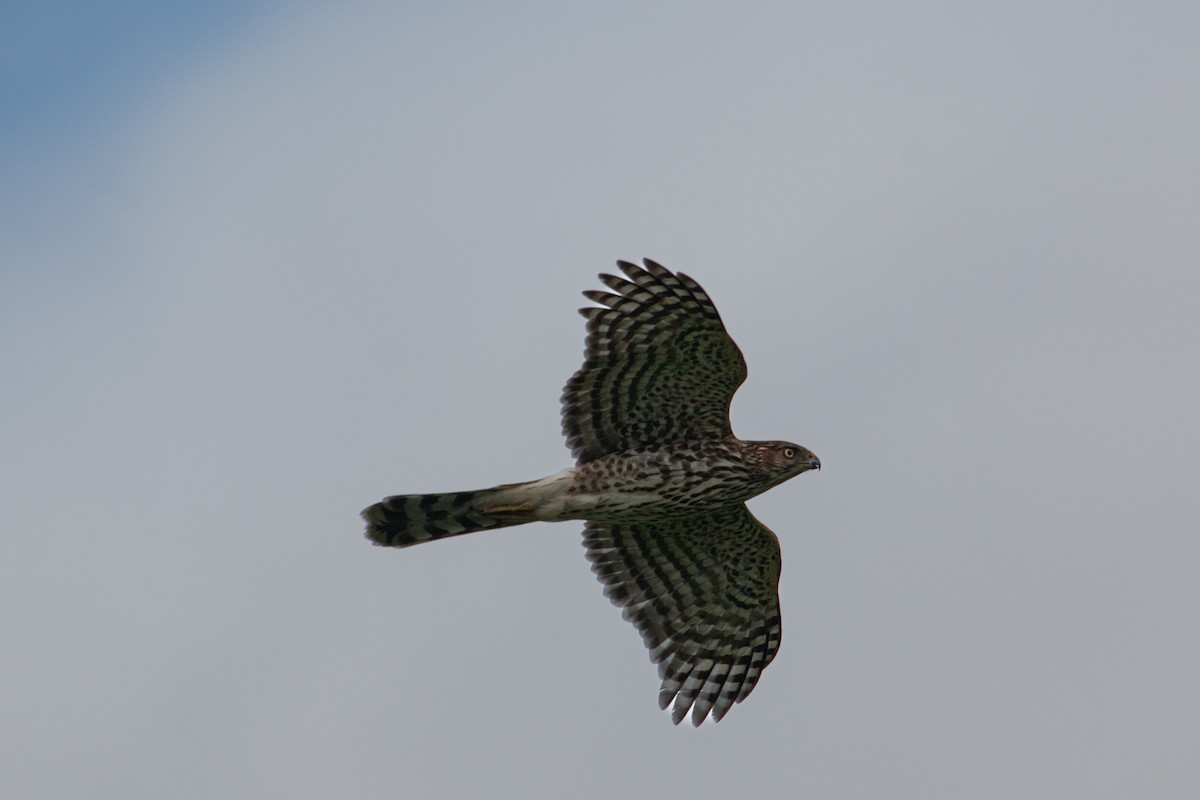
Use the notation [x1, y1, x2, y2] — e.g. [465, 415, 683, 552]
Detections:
[783, 447, 795, 459]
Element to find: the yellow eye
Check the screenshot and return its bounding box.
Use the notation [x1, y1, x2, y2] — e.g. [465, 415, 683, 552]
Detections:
[783, 447, 795, 459]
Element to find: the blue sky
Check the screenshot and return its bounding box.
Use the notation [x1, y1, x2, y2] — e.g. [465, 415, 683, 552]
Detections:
[4, 3, 1199, 798]
[2, 3, 263, 133]
[2, 2, 281, 314]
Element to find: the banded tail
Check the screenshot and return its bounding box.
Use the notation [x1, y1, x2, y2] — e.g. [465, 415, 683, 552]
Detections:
[363, 481, 541, 548]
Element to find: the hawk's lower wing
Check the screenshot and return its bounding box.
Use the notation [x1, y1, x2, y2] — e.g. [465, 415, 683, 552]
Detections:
[582, 505, 783, 726]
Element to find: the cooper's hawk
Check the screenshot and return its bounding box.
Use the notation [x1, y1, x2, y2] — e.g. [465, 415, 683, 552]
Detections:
[363, 259, 820, 725]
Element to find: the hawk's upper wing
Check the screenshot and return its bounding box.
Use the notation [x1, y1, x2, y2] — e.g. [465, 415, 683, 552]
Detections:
[561, 259, 747, 464]
[582, 505, 783, 726]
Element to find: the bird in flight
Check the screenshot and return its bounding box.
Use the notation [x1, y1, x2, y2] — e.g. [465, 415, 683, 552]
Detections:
[363, 259, 820, 725]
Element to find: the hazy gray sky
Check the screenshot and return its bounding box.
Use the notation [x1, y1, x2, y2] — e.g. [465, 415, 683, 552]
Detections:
[4, 2, 1199, 797]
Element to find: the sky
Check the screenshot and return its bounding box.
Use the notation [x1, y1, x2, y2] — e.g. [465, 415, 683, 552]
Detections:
[3, 1, 1199, 797]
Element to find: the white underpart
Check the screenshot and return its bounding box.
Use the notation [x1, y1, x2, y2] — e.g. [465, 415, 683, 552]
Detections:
[506, 468, 577, 521]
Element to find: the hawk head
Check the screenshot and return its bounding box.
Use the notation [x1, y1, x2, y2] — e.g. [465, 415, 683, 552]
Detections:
[751, 441, 821, 480]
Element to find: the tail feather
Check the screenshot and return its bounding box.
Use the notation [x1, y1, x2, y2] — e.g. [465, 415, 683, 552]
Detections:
[363, 483, 536, 547]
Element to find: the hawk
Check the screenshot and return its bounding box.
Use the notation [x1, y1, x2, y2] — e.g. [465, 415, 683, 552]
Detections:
[363, 259, 820, 725]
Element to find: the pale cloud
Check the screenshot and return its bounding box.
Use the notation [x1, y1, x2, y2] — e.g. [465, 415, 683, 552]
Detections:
[3, 2, 1199, 798]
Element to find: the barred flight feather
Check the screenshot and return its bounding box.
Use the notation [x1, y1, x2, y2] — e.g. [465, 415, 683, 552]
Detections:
[560, 259, 747, 464]
[582, 505, 783, 726]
